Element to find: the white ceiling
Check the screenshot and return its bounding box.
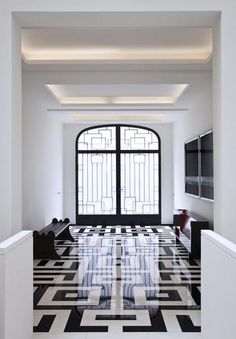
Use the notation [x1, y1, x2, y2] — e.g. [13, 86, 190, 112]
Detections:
[22, 27, 212, 64]
[21, 14, 213, 123]
[17, 11, 218, 28]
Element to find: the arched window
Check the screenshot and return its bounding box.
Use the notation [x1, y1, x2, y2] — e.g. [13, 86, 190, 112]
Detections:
[76, 125, 161, 225]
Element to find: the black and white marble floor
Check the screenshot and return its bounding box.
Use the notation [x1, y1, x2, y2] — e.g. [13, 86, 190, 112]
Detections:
[33, 225, 201, 335]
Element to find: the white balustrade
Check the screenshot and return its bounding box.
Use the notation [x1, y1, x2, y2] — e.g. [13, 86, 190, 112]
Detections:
[0, 231, 33, 339]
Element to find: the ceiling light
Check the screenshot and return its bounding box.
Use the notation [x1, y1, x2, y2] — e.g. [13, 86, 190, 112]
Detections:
[57, 96, 177, 106]
[22, 48, 211, 63]
[112, 97, 174, 105]
[72, 114, 163, 122]
[60, 97, 109, 105]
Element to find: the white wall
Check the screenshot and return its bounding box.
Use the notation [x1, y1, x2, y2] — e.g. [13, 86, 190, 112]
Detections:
[0, 10, 22, 241]
[22, 69, 210, 227]
[22, 73, 63, 230]
[202, 230, 236, 339]
[212, 11, 236, 243]
[2, 1, 236, 243]
[22, 69, 181, 229]
[173, 72, 213, 225]
[63, 123, 173, 224]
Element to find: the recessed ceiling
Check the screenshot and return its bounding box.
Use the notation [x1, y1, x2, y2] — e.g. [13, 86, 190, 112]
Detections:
[46, 84, 188, 106]
[22, 27, 212, 64]
[20, 14, 213, 123]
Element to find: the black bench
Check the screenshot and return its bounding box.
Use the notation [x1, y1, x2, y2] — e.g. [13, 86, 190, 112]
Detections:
[33, 218, 75, 259]
[173, 210, 209, 259]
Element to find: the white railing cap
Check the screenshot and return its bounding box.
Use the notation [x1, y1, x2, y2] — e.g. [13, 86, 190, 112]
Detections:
[202, 230, 236, 260]
[0, 231, 32, 255]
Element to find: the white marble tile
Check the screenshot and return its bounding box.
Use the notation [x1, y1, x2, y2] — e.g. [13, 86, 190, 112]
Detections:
[38, 286, 102, 306]
[34, 226, 201, 334]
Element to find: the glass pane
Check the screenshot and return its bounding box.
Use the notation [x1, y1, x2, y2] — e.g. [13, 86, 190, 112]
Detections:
[120, 126, 159, 150]
[121, 153, 159, 214]
[78, 126, 116, 150]
[78, 153, 116, 214]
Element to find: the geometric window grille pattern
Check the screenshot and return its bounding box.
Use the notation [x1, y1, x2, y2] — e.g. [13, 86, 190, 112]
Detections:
[78, 126, 116, 151]
[121, 153, 159, 214]
[78, 153, 116, 214]
[120, 126, 159, 150]
[77, 125, 160, 218]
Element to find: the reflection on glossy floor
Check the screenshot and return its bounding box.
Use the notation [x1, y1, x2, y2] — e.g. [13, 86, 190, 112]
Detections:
[33, 226, 201, 334]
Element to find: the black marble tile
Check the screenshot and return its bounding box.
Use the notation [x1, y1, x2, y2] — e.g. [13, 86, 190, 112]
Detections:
[64, 308, 108, 332]
[96, 315, 136, 320]
[146, 289, 182, 302]
[176, 315, 201, 332]
[123, 309, 167, 332]
[37, 260, 49, 266]
[34, 315, 56, 332]
[33, 225, 201, 334]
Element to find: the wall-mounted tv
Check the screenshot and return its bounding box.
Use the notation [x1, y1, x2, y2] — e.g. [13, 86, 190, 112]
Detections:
[185, 130, 214, 201]
[200, 131, 214, 200]
[185, 138, 200, 196]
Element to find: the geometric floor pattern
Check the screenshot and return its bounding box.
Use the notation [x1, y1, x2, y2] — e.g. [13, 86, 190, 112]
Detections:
[33, 225, 201, 334]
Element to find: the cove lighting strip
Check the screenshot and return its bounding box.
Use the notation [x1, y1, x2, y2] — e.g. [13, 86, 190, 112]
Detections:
[72, 114, 163, 122]
[60, 96, 175, 105]
[22, 48, 212, 63]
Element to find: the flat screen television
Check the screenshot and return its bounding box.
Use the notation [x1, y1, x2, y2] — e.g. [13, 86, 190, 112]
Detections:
[185, 137, 199, 196]
[200, 131, 214, 200]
